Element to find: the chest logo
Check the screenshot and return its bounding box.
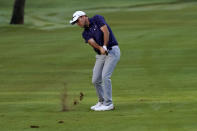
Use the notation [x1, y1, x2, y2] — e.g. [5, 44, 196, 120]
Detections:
[93, 25, 98, 31]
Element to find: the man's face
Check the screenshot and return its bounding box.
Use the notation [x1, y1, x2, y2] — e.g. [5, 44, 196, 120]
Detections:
[76, 16, 86, 28]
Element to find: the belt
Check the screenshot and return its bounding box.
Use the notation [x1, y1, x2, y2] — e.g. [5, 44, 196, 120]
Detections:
[108, 45, 118, 50]
[97, 45, 118, 55]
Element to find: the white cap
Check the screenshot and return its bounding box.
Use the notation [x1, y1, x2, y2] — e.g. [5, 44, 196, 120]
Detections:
[70, 11, 86, 25]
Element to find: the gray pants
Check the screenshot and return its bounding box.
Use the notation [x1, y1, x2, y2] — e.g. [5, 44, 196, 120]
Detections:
[92, 46, 120, 106]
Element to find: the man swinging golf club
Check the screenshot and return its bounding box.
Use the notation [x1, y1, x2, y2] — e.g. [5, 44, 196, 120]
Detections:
[70, 11, 120, 111]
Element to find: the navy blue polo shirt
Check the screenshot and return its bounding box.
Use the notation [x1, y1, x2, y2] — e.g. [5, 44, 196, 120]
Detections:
[82, 15, 118, 54]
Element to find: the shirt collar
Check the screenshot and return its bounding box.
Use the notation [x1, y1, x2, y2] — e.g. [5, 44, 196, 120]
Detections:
[84, 18, 93, 30]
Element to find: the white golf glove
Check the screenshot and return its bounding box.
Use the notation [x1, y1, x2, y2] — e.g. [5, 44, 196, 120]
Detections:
[103, 45, 107, 51]
[102, 45, 108, 55]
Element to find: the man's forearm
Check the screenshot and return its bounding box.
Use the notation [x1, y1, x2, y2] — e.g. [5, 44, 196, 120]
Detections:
[88, 38, 102, 50]
[88, 38, 106, 55]
[101, 25, 110, 46]
[103, 30, 109, 46]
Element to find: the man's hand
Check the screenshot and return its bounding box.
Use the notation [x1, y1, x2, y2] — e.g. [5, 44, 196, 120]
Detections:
[88, 38, 108, 55]
[103, 45, 107, 51]
[99, 46, 107, 55]
[102, 45, 108, 55]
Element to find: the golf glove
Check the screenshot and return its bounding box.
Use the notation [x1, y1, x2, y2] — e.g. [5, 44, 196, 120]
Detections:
[102, 45, 108, 55]
[103, 45, 107, 51]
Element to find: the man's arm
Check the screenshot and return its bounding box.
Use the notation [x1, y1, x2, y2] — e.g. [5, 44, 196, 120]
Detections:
[88, 38, 106, 55]
[100, 25, 110, 47]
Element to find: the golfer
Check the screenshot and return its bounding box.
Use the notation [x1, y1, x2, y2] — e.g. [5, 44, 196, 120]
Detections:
[70, 11, 120, 111]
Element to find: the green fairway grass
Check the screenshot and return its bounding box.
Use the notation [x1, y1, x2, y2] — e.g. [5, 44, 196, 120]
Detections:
[0, 0, 197, 130]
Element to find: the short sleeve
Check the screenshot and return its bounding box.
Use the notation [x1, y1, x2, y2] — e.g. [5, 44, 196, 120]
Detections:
[94, 15, 106, 28]
[82, 31, 92, 43]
